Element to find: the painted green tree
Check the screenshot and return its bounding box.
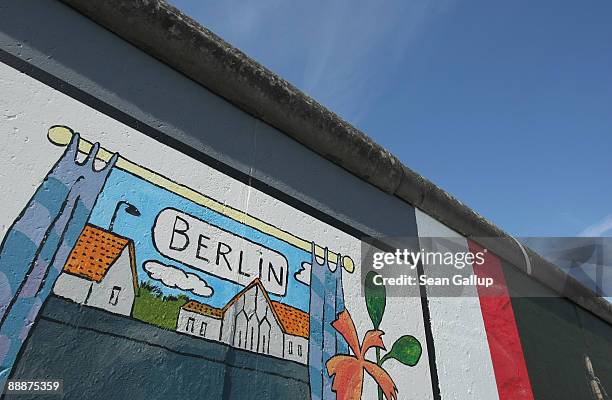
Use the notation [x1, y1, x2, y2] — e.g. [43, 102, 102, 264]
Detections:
[364, 271, 422, 400]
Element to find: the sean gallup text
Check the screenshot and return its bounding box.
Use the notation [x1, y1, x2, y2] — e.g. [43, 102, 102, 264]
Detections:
[372, 273, 494, 288]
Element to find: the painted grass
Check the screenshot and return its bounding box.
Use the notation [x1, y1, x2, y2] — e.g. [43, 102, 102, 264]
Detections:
[132, 282, 190, 330]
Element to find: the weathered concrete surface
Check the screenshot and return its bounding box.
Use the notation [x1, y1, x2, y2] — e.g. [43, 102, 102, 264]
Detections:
[55, 0, 612, 325]
[6, 297, 309, 400]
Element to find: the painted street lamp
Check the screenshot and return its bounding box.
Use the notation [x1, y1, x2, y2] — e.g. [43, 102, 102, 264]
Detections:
[109, 201, 141, 232]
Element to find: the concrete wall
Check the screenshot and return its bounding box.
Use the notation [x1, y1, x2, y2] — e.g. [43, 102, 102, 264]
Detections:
[0, 1, 610, 400]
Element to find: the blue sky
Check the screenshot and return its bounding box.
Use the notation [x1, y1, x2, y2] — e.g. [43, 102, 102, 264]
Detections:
[169, 0, 612, 239]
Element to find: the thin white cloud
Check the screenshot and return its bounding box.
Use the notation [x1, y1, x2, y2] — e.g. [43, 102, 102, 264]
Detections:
[579, 215, 612, 237]
[143, 261, 214, 297]
[171, 0, 459, 124]
[295, 261, 311, 286]
[299, 0, 457, 124]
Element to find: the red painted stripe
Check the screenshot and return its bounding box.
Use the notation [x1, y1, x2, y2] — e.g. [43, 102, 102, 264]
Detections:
[469, 241, 535, 400]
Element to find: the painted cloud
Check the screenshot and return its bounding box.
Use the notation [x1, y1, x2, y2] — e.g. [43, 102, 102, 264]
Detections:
[295, 261, 311, 286]
[143, 260, 214, 297]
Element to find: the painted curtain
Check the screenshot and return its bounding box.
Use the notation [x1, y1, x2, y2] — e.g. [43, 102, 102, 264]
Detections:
[0, 132, 115, 387]
[308, 244, 348, 400]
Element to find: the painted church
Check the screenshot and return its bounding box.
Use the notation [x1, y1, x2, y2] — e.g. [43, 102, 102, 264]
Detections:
[176, 278, 309, 364]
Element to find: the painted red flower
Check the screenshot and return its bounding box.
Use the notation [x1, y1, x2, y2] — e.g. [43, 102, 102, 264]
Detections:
[326, 310, 398, 400]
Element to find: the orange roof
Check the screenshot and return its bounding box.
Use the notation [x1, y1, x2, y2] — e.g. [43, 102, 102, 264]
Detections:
[63, 224, 132, 282]
[271, 301, 309, 339]
[182, 300, 223, 318]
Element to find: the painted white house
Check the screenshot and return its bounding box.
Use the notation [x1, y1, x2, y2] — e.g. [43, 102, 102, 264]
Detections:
[176, 278, 309, 364]
[53, 224, 138, 316]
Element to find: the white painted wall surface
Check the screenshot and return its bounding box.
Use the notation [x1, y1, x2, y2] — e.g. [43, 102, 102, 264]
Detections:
[283, 334, 308, 364]
[415, 209, 499, 400]
[84, 249, 135, 316]
[52, 273, 92, 304]
[177, 309, 222, 341]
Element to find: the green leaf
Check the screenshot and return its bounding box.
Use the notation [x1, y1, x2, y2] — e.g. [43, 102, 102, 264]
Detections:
[364, 271, 386, 330]
[381, 335, 422, 367]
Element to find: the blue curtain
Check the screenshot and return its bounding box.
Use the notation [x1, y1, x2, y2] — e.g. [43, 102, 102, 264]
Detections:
[308, 243, 348, 400]
[0, 132, 116, 388]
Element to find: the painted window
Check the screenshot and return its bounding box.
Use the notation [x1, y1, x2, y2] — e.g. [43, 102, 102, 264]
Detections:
[109, 286, 121, 306]
[297, 344, 302, 357]
[186, 317, 195, 333]
[258, 318, 271, 354]
[234, 311, 248, 348]
[288, 341, 293, 355]
[246, 313, 259, 351]
[199, 321, 207, 337]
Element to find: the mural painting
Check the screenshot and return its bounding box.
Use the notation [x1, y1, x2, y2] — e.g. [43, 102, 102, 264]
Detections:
[0, 121, 429, 398]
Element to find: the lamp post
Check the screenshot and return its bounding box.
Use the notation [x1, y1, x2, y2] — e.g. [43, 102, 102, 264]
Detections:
[109, 201, 141, 232]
